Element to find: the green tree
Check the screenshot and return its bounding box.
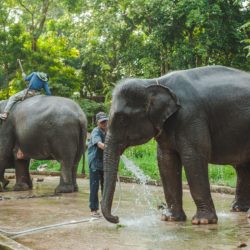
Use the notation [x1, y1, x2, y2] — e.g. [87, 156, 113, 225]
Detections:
[241, 20, 250, 59]
[0, 1, 26, 99]
[1, 0, 249, 101]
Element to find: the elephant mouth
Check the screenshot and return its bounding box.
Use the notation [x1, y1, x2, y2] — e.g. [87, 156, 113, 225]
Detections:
[126, 137, 152, 147]
[113, 143, 126, 155]
[153, 127, 162, 139]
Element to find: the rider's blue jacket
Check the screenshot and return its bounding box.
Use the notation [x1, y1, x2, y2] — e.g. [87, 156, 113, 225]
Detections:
[25, 72, 51, 95]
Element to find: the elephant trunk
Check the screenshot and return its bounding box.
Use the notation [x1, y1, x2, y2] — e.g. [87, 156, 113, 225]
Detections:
[101, 134, 121, 224]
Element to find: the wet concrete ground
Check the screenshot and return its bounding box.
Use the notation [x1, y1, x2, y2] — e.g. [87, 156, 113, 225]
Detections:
[0, 175, 249, 250]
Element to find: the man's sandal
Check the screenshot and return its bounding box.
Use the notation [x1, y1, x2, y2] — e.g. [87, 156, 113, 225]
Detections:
[91, 211, 101, 218]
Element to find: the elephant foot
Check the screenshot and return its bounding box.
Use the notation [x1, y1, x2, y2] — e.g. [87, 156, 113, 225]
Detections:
[3, 179, 9, 188]
[161, 208, 187, 222]
[14, 183, 32, 191]
[191, 211, 218, 225]
[231, 201, 250, 212]
[55, 184, 74, 193]
[0, 179, 10, 191]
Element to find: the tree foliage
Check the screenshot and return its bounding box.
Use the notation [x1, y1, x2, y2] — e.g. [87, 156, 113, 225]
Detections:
[0, 0, 249, 101]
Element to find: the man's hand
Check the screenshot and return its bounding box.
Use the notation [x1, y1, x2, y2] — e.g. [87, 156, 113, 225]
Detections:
[97, 142, 105, 150]
[22, 73, 26, 79]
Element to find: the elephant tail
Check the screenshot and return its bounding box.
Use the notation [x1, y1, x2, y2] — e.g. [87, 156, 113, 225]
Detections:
[78, 113, 87, 177]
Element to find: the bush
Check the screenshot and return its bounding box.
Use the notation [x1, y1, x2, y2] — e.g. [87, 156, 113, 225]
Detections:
[31, 139, 236, 188]
[76, 98, 108, 131]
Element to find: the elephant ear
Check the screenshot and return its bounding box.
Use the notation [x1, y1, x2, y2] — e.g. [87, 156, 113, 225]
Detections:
[146, 84, 180, 130]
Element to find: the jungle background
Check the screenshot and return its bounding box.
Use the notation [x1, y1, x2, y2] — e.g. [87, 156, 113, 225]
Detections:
[0, 0, 250, 186]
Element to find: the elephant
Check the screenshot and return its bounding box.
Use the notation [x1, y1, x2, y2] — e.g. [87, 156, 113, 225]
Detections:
[101, 65, 250, 225]
[0, 95, 87, 193]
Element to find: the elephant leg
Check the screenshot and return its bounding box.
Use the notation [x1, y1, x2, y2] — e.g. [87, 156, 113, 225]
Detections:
[72, 163, 79, 192]
[157, 145, 186, 222]
[55, 159, 74, 193]
[71, 149, 84, 192]
[183, 154, 217, 225]
[14, 159, 32, 191]
[1, 177, 10, 190]
[0, 169, 9, 191]
[0, 157, 15, 191]
[231, 164, 250, 212]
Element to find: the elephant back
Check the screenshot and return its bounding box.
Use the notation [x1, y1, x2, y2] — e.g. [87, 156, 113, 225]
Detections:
[12, 95, 86, 128]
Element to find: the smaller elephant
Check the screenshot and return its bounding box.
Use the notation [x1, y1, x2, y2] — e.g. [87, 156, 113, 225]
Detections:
[101, 65, 250, 225]
[0, 95, 87, 193]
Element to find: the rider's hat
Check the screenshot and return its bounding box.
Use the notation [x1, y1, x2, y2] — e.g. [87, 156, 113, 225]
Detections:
[37, 72, 48, 82]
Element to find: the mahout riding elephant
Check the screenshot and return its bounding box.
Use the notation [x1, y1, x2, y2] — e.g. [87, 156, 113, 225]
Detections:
[101, 65, 250, 224]
[0, 95, 87, 193]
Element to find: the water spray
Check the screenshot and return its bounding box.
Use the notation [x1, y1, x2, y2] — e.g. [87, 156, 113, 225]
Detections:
[0, 217, 101, 239]
[0, 156, 144, 239]
[112, 174, 122, 214]
[0, 174, 123, 239]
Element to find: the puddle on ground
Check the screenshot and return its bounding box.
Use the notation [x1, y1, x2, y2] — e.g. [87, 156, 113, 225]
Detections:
[0, 175, 249, 250]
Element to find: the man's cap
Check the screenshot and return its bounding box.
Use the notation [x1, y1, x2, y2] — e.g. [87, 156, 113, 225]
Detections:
[96, 112, 108, 123]
[37, 72, 48, 82]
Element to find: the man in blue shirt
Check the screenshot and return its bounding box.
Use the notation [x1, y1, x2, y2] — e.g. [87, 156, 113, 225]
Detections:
[0, 71, 51, 120]
[88, 112, 108, 217]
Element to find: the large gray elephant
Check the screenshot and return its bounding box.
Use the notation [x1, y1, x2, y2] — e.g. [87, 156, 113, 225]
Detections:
[101, 65, 250, 224]
[0, 95, 87, 193]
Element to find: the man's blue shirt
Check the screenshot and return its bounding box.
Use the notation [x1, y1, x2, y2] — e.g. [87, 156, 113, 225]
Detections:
[88, 127, 106, 171]
[25, 72, 51, 95]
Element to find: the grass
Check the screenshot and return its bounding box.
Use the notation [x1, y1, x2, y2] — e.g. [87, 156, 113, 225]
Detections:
[30, 139, 237, 188]
[30, 158, 86, 175]
[121, 140, 236, 188]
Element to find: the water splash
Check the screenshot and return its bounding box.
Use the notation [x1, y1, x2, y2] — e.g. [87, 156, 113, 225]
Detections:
[217, 212, 231, 218]
[120, 155, 150, 185]
[120, 155, 160, 226]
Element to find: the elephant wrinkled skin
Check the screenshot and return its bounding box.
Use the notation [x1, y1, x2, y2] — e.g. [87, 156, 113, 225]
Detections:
[101, 65, 250, 225]
[0, 95, 87, 193]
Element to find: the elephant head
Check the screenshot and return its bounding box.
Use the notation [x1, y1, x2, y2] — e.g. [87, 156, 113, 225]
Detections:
[101, 78, 180, 223]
